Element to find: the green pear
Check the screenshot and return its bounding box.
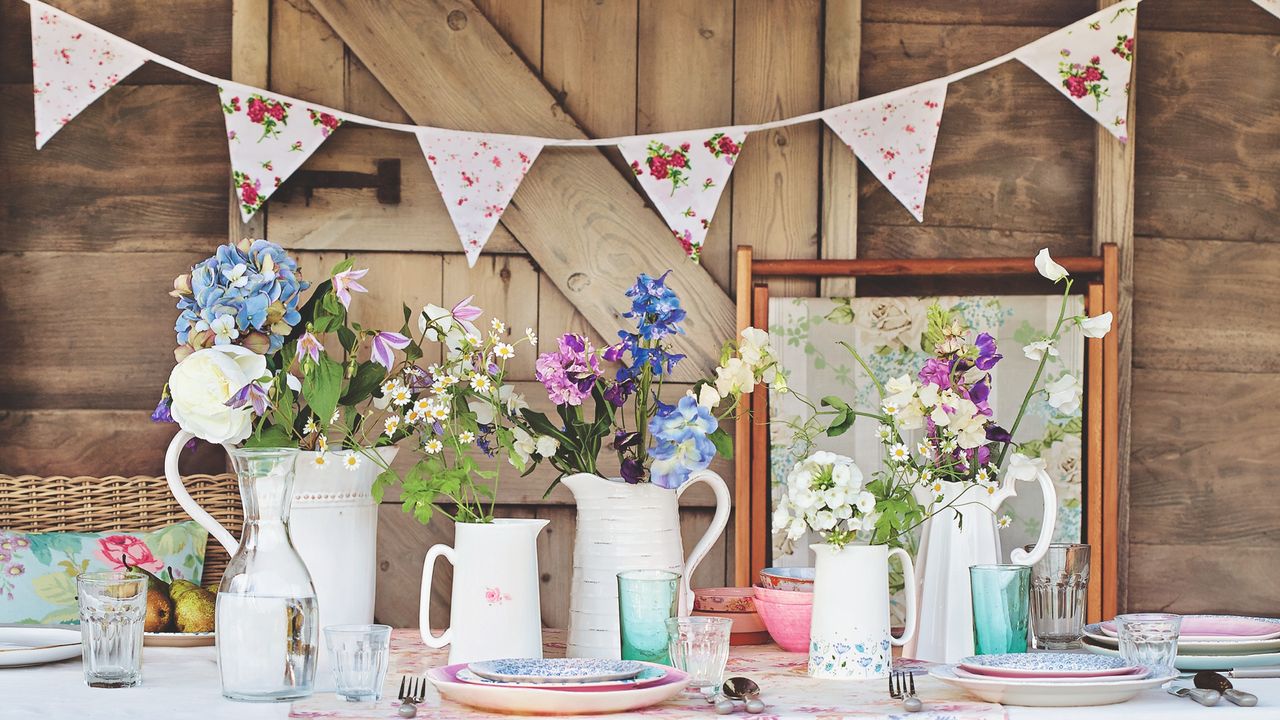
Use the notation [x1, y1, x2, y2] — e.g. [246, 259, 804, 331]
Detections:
[169, 579, 199, 602]
[174, 587, 216, 633]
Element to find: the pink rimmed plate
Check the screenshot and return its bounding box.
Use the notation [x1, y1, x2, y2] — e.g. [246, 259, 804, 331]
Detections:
[428, 663, 690, 715]
[454, 665, 668, 691]
[1100, 615, 1280, 641]
[951, 666, 1150, 684]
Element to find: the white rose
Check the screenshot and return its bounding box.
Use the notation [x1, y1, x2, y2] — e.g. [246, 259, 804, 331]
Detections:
[1079, 312, 1113, 339]
[1040, 434, 1082, 487]
[854, 299, 927, 350]
[168, 346, 266, 444]
[1035, 248, 1069, 282]
[1045, 373, 1082, 415]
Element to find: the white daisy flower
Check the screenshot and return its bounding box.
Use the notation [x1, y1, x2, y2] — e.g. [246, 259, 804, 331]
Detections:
[882, 402, 900, 417]
[876, 424, 893, 442]
[931, 480, 944, 494]
[389, 383, 412, 406]
[889, 443, 910, 463]
[916, 441, 932, 457]
[493, 343, 515, 360]
[920, 469, 933, 482]
[405, 408, 423, 424]
[491, 318, 506, 334]
[975, 468, 991, 484]
[311, 454, 329, 469]
[316, 436, 328, 454]
[330, 409, 341, 424]
[525, 327, 537, 345]
[380, 378, 399, 396]
[424, 438, 443, 454]
[427, 402, 449, 421]
[342, 453, 362, 471]
[302, 417, 318, 435]
[470, 374, 493, 393]
[413, 398, 431, 413]
[431, 379, 449, 396]
[997, 514, 1012, 529]
[457, 431, 475, 445]
[383, 415, 400, 437]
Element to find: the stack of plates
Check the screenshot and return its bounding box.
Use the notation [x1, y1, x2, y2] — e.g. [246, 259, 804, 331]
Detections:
[427, 657, 690, 715]
[0, 627, 81, 668]
[929, 653, 1176, 707]
[1082, 614, 1280, 671]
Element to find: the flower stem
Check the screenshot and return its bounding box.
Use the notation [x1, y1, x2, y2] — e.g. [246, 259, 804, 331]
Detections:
[995, 278, 1073, 469]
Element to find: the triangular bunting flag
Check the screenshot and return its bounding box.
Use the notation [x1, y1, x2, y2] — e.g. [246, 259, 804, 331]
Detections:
[30, 3, 148, 149]
[1015, 0, 1138, 141]
[618, 130, 746, 262]
[825, 82, 948, 222]
[219, 82, 344, 222]
[416, 129, 543, 267]
[1252, 0, 1280, 20]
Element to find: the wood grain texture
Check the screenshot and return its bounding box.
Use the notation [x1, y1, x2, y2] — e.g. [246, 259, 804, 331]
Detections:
[537, 274, 609, 357]
[636, 0, 736, 291]
[1137, 0, 1280, 35]
[306, 0, 736, 380]
[230, 0, 269, 243]
[0, 85, 228, 252]
[1126, 543, 1280, 616]
[732, 0, 822, 298]
[441, 254, 541, 380]
[0, 409, 225, 476]
[543, 0, 637, 137]
[472, 0, 543, 72]
[271, 0, 346, 106]
[819, 0, 861, 298]
[861, 1, 1094, 27]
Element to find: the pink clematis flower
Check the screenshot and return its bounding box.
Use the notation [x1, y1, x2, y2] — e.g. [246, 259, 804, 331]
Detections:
[297, 332, 324, 363]
[451, 295, 483, 336]
[370, 331, 411, 370]
[332, 268, 369, 309]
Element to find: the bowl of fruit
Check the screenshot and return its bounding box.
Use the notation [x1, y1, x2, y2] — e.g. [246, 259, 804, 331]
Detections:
[138, 569, 216, 646]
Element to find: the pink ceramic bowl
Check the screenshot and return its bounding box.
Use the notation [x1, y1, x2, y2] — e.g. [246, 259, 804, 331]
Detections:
[753, 584, 814, 606]
[693, 587, 757, 613]
[753, 597, 812, 653]
[759, 567, 815, 592]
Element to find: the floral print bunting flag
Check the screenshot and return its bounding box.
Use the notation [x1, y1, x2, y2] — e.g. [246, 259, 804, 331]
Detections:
[218, 82, 344, 221]
[824, 82, 949, 223]
[617, 129, 746, 262]
[30, 4, 148, 149]
[1252, 0, 1280, 20]
[415, 129, 543, 267]
[1015, 0, 1138, 141]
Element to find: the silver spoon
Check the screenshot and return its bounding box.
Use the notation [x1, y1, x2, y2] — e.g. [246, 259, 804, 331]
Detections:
[721, 676, 766, 714]
[1195, 671, 1259, 707]
[1168, 686, 1221, 706]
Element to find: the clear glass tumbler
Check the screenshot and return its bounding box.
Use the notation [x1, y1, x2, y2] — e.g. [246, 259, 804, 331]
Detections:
[77, 570, 147, 688]
[325, 624, 391, 702]
[666, 616, 732, 695]
[1026, 543, 1091, 649]
[969, 564, 1031, 655]
[1116, 613, 1181, 672]
[617, 569, 680, 664]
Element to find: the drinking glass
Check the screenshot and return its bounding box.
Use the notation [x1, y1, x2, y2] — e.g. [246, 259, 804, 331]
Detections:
[1026, 543, 1090, 649]
[666, 617, 732, 695]
[969, 564, 1031, 655]
[325, 624, 391, 702]
[617, 570, 680, 663]
[77, 570, 147, 688]
[1116, 613, 1181, 672]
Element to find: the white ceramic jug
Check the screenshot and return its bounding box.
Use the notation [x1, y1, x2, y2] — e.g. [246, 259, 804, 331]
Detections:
[562, 472, 731, 659]
[906, 474, 1056, 663]
[809, 543, 917, 680]
[421, 518, 549, 665]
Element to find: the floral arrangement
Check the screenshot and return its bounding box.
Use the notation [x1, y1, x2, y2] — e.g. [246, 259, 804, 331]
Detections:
[519, 271, 782, 491]
[774, 248, 1112, 550]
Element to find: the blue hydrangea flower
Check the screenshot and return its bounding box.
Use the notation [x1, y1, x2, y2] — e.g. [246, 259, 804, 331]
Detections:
[647, 395, 718, 489]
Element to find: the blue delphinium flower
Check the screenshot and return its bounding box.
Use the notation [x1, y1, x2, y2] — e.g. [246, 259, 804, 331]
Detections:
[173, 239, 309, 358]
[623, 271, 686, 340]
[647, 395, 718, 489]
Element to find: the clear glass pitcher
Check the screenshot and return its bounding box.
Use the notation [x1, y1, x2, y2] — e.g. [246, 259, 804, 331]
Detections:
[217, 447, 319, 702]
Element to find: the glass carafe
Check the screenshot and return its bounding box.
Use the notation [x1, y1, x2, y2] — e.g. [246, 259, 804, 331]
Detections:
[217, 447, 319, 702]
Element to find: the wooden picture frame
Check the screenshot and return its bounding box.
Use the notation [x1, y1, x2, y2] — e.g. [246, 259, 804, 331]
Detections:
[733, 244, 1120, 623]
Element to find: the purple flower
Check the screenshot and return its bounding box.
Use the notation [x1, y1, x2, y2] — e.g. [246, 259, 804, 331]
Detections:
[918, 358, 952, 388]
[370, 331, 410, 370]
[620, 457, 645, 484]
[297, 332, 324, 364]
[603, 377, 635, 407]
[151, 397, 173, 424]
[974, 332, 1002, 371]
[332, 267, 369, 309]
[451, 295, 483, 327]
[535, 334, 601, 406]
[225, 381, 270, 415]
[623, 271, 686, 341]
[985, 424, 1012, 444]
[975, 445, 992, 466]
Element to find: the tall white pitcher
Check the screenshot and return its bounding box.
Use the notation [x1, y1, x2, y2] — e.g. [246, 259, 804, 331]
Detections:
[809, 543, 917, 680]
[562, 471, 731, 659]
[905, 474, 1056, 663]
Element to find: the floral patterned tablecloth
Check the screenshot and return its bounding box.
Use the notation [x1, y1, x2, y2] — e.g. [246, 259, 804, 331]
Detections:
[289, 629, 1003, 720]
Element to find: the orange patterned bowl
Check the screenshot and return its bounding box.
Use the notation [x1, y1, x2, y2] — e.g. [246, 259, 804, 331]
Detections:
[753, 596, 812, 653]
[759, 567, 815, 592]
[693, 587, 756, 613]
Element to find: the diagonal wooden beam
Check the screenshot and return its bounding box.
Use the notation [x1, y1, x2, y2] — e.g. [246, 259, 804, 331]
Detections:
[307, 0, 735, 378]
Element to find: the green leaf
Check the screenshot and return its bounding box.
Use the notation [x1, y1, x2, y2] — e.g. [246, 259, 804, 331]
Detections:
[304, 355, 344, 427]
[330, 257, 355, 276]
[708, 427, 734, 459]
[520, 409, 572, 444]
[337, 325, 357, 353]
[244, 424, 292, 448]
[32, 571, 78, 606]
[340, 361, 386, 406]
[372, 468, 398, 504]
[826, 410, 854, 437]
[820, 396, 850, 412]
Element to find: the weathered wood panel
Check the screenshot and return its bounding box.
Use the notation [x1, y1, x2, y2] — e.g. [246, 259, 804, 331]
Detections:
[1126, 543, 1280, 615]
[0, 409, 225, 476]
[861, 1, 1093, 27]
[819, 0, 861, 298]
[543, 0, 637, 138]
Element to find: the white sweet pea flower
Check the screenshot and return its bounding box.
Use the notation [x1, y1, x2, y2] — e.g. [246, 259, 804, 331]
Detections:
[1035, 248, 1069, 282]
[1023, 339, 1059, 361]
[535, 435, 559, 458]
[696, 384, 722, 409]
[1045, 373, 1082, 415]
[714, 357, 755, 397]
[738, 327, 774, 369]
[1006, 452, 1049, 483]
[1079, 312, 1113, 338]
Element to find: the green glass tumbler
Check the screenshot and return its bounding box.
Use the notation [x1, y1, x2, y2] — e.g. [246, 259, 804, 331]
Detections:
[970, 564, 1031, 655]
[617, 569, 680, 664]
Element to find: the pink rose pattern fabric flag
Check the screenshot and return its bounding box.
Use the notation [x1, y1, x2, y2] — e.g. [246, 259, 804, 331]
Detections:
[1253, 0, 1280, 20]
[618, 130, 746, 262]
[30, 4, 148, 149]
[825, 82, 949, 222]
[218, 82, 344, 221]
[1015, 0, 1138, 141]
[416, 129, 543, 267]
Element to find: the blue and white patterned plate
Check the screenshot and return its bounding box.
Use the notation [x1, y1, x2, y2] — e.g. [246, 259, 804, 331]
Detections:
[468, 658, 645, 684]
[959, 652, 1135, 678]
[456, 665, 667, 689]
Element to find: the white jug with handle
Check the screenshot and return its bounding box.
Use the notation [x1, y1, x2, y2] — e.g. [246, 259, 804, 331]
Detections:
[809, 543, 917, 679]
[562, 471, 731, 659]
[905, 472, 1056, 663]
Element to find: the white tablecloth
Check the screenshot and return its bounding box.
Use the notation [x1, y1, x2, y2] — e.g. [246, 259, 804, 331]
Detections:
[2, 643, 1277, 719]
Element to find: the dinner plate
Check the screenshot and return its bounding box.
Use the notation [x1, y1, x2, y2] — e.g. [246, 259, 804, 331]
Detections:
[958, 652, 1135, 678]
[1084, 623, 1280, 656]
[951, 666, 1150, 684]
[929, 664, 1177, 707]
[468, 657, 644, 684]
[144, 631, 215, 647]
[430, 663, 689, 714]
[1099, 615, 1280, 642]
[1083, 637, 1280, 671]
[0, 627, 82, 668]
[455, 665, 667, 690]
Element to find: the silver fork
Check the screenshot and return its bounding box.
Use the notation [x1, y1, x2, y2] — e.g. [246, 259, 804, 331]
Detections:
[397, 676, 426, 718]
[889, 670, 923, 713]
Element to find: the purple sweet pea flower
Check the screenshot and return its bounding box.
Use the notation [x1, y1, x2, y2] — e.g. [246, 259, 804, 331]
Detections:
[975, 445, 992, 466]
[535, 333, 602, 406]
[151, 397, 174, 424]
[620, 457, 645, 484]
[985, 424, 1012, 444]
[450, 295, 483, 326]
[297, 332, 324, 364]
[974, 332, 1002, 371]
[918, 358, 952, 388]
[603, 378, 635, 407]
[225, 381, 270, 416]
[370, 331, 411, 370]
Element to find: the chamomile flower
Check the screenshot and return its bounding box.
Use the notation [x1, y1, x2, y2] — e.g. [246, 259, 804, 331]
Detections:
[380, 378, 399, 396]
[303, 417, 318, 435]
[491, 318, 506, 334]
[342, 452, 362, 471]
[317, 436, 328, 454]
[525, 327, 537, 345]
[882, 402, 900, 417]
[383, 415, 400, 437]
[457, 431, 475, 445]
[916, 441, 932, 458]
[427, 401, 449, 421]
[311, 453, 330, 469]
[876, 424, 893, 442]
[388, 382, 412, 406]
[330, 409, 341, 424]
[888, 443, 910, 463]
[424, 438, 443, 454]
[493, 343, 515, 360]
[997, 514, 1012, 529]
[431, 379, 449, 396]
[413, 398, 431, 414]
[405, 408, 423, 424]
[931, 480, 944, 494]
[470, 374, 493, 393]
[920, 468, 933, 483]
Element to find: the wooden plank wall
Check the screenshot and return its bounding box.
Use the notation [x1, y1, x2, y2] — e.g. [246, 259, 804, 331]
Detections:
[1, 0, 1277, 623]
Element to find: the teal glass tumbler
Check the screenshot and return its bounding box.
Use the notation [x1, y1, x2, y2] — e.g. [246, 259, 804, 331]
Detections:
[617, 569, 680, 664]
[970, 564, 1032, 655]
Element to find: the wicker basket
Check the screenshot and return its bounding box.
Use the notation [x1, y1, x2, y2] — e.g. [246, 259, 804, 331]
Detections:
[0, 474, 242, 584]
